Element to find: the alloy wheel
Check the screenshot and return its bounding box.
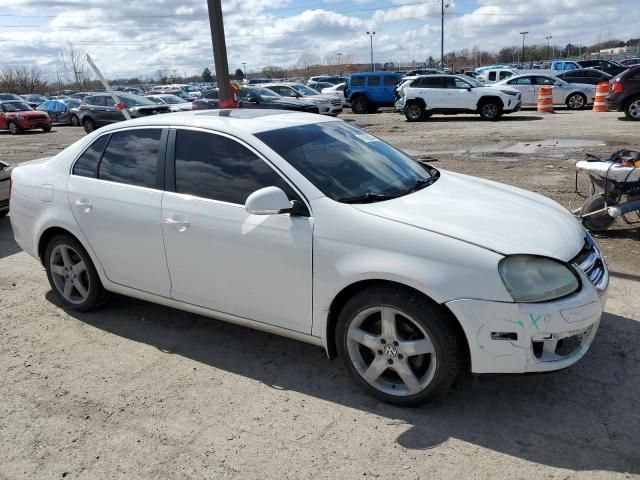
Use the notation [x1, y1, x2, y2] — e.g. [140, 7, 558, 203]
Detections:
[480, 103, 499, 119]
[567, 94, 585, 110]
[628, 99, 640, 119]
[405, 104, 423, 121]
[346, 306, 437, 396]
[49, 244, 91, 305]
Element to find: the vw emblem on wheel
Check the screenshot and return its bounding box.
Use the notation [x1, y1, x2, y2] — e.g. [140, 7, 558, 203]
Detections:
[383, 344, 398, 358]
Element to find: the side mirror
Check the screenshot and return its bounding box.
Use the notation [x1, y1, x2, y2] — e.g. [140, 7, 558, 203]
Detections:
[245, 186, 293, 215]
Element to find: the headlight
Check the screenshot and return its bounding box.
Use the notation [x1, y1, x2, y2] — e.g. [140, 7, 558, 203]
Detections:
[16, 114, 25, 120]
[499, 256, 579, 303]
[500, 90, 519, 96]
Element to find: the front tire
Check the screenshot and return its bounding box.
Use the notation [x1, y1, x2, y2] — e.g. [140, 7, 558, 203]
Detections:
[351, 96, 369, 114]
[70, 115, 80, 127]
[405, 102, 425, 122]
[336, 286, 461, 406]
[580, 194, 616, 232]
[8, 122, 21, 135]
[478, 100, 502, 121]
[566, 93, 587, 110]
[44, 234, 108, 312]
[82, 117, 96, 134]
[624, 96, 640, 120]
[42, 126, 52, 132]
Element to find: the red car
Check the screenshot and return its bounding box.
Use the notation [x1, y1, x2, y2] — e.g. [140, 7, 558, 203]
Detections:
[0, 100, 52, 134]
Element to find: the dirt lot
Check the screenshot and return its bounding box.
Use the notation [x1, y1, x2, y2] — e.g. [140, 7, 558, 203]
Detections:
[1, 110, 639, 479]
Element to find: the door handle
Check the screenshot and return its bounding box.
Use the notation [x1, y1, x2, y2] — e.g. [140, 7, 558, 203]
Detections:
[74, 200, 92, 212]
[165, 217, 190, 231]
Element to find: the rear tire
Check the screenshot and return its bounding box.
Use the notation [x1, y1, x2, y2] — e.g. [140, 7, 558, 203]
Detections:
[624, 96, 640, 120]
[42, 126, 52, 132]
[0, 211, 7, 218]
[44, 234, 109, 312]
[580, 194, 616, 232]
[82, 117, 96, 134]
[405, 102, 425, 122]
[351, 96, 369, 114]
[336, 286, 461, 406]
[70, 115, 80, 127]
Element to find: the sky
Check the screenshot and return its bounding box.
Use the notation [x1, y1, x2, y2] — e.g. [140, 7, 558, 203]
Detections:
[0, 0, 637, 80]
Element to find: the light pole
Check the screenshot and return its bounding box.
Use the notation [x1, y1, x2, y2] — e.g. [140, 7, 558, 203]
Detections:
[366, 31, 376, 72]
[242, 62, 246, 76]
[441, 1, 450, 69]
[545, 35, 553, 62]
[520, 31, 529, 67]
[336, 52, 343, 76]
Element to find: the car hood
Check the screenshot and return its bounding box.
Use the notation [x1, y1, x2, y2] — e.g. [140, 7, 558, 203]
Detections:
[354, 170, 584, 261]
[7, 110, 48, 118]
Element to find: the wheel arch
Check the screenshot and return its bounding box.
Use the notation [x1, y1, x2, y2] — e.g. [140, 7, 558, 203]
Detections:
[405, 97, 427, 109]
[324, 279, 471, 371]
[476, 95, 504, 109]
[38, 226, 81, 264]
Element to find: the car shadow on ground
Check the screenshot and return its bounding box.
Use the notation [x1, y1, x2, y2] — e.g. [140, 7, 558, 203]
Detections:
[410, 115, 543, 123]
[0, 130, 53, 135]
[49, 291, 640, 474]
[0, 215, 22, 259]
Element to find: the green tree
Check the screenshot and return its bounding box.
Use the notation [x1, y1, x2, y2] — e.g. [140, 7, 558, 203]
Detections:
[202, 67, 213, 82]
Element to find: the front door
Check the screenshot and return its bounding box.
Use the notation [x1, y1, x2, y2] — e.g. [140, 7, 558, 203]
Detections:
[442, 77, 477, 109]
[161, 128, 313, 333]
[67, 127, 172, 297]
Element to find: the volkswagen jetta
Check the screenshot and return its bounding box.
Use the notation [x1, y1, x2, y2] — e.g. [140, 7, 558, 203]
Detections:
[10, 110, 608, 405]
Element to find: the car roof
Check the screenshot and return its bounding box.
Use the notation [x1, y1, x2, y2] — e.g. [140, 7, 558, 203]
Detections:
[95, 109, 338, 135]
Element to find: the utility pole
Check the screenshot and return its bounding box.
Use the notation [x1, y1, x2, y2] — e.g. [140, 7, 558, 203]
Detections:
[337, 52, 343, 76]
[441, 1, 449, 69]
[366, 31, 376, 72]
[207, 0, 232, 107]
[545, 35, 553, 62]
[242, 62, 247, 77]
[520, 31, 529, 66]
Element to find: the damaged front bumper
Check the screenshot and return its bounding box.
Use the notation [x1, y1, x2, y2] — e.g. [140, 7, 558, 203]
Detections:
[447, 237, 608, 374]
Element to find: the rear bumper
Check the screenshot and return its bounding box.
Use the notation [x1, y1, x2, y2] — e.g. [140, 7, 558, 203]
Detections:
[606, 99, 623, 111]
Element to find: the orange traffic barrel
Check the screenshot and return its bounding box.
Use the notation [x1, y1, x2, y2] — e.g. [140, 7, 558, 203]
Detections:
[593, 82, 609, 112]
[537, 85, 554, 113]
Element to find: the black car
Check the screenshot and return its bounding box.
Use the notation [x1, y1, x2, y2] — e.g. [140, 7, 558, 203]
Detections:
[192, 87, 320, 114]
[78, 93, 171, 133]
[607, 65, 640, 120]
[556, 68, 613, 85]
[577, 60, 627, 77]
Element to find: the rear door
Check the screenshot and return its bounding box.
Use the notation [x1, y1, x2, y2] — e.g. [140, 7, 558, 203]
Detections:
[67, 127, 172, 297]
[366, 75, 382, 103]
[382, 75, 398, 103]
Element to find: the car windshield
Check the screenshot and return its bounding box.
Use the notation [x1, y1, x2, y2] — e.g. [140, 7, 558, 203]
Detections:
[251, 88, 281, 101]
[159, 95, 185, 104]
[256, 121, 438, 202]
[293, 84, 320, 96]
[2, 101, 33, 112]
[462, 76, 483, 87]
[118, 94, 155, 107]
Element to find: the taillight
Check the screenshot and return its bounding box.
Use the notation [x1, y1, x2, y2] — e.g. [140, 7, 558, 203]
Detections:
[611, 81, 623, 94]
[78, 105, 88, 111]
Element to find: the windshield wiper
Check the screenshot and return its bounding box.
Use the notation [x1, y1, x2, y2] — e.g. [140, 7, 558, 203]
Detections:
[402, 177, 436, 196]
[337, 192, 399, 204]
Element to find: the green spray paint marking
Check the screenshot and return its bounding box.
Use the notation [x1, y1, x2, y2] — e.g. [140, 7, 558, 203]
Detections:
[529, 314, 541, 333]
[504, 319, 525, 328]
[476, 324, 486, 351]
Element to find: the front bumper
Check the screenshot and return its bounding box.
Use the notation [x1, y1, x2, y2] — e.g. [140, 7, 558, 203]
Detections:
[447, 238, 608, 374]
[17, 118, 51, 130]
[504, 101, 521, 114]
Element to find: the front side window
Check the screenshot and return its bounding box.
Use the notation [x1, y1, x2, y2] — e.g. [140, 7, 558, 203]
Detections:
[73, 135, 109, 178]
[174, 130, 295, 205]
[509, 77, 532, 85]
[535, 76, 555, 86]
[256, 121, 437, 202]
[98, 129, 162, 188]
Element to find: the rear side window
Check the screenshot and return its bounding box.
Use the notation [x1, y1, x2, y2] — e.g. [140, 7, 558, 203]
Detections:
[73, 135, 109, 178]
[384, 76, 398, 86]
[174, 130, 296, 205]
[420, 77, 443, 88]
[488, 72, 496, 81]
[500, 71, 512, 80]
[509, 77, 532, 85]
[98, 129, 162, 188]
[351, 76, 365, 87]
[368, 76, 381, 86]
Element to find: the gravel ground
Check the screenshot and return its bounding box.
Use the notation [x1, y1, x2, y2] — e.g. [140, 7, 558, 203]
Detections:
[0, 109, 639, 479]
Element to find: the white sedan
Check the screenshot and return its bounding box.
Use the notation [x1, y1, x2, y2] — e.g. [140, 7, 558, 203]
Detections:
[491, 73, 596, 109]
[145, 94, 193, 112]
[10, 110, 608, 405]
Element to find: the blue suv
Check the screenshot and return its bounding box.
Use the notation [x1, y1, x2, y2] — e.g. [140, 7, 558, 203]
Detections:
[346, 72, 403, 114]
